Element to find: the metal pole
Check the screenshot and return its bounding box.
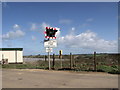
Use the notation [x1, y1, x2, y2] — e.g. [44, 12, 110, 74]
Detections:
[48, 50, 51, 70]
[53, 54, 55, 69]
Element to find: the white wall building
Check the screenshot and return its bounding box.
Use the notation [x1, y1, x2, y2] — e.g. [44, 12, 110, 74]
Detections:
[0, 48, 23, 64]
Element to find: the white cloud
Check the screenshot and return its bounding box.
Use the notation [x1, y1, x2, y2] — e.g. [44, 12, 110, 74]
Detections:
[55, 27, 61, 38]
[29, 22, 61, 39]
[59, 19, 72, 24]
[58, 30, 117, 52]
[72, 27, 75, 31]
[30, 23, 37, 31]
[2, 30, 25, 40]
[13, 24, 20, 29]
[39, 22, 50, 35]
[41, 22, 50, 29]
[32, 36, 37, 41]
[2, 24, 25, 40]
[29, 22, 50, 32]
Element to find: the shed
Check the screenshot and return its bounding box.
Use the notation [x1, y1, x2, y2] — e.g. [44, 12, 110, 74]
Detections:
[0, 48, 23, 64]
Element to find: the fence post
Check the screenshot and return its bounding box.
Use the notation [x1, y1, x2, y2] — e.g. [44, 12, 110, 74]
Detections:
[45, 55, 47, 62]
[48, 51, 51, 70]
[53, 54, 55, 69]
[73, 55, 75, 68]
[59, 50, 63, 69]
[70, 53, 72, 69]
[60, 55, 62, 69]
[93, 51, 97, 71]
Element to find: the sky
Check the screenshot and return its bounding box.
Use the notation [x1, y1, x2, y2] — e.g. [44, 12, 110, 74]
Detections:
[1, 2, 118, 55]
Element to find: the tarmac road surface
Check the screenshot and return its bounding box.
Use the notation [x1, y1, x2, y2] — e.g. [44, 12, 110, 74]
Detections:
[2, 69, 118, 88]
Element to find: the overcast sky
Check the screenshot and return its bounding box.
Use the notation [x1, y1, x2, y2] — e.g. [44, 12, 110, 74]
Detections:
[2, 2, 118, 55]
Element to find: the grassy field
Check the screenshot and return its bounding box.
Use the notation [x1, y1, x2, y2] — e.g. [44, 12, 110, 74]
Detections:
[2, 53, 120, 74]
[2, 61, 120, 74]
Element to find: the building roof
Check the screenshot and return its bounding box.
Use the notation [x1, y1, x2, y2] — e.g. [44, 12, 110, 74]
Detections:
[0, 48, 23, 51]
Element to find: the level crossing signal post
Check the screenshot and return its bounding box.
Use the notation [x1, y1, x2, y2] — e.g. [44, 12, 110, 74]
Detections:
[44, 27, 60, 70]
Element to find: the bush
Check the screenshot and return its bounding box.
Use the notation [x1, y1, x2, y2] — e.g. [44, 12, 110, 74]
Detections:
[97, 65, 120, 74]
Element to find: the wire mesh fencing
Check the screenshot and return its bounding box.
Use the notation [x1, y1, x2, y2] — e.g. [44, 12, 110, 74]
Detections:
[23, 52, 119, 74]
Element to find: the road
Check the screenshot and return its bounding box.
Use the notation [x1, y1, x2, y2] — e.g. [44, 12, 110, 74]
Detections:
[2, 69, 118, 88]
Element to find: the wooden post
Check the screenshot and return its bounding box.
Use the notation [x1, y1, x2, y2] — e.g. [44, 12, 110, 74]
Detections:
[45, 55, 47, 62]
[93, 51, 96, 71]
[53, 54, 55, 69]
[60, 55, 62, 68]
[73, 55, 75, 68]
[70, 53, 72, 69]
[59, 50, 62, 69]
